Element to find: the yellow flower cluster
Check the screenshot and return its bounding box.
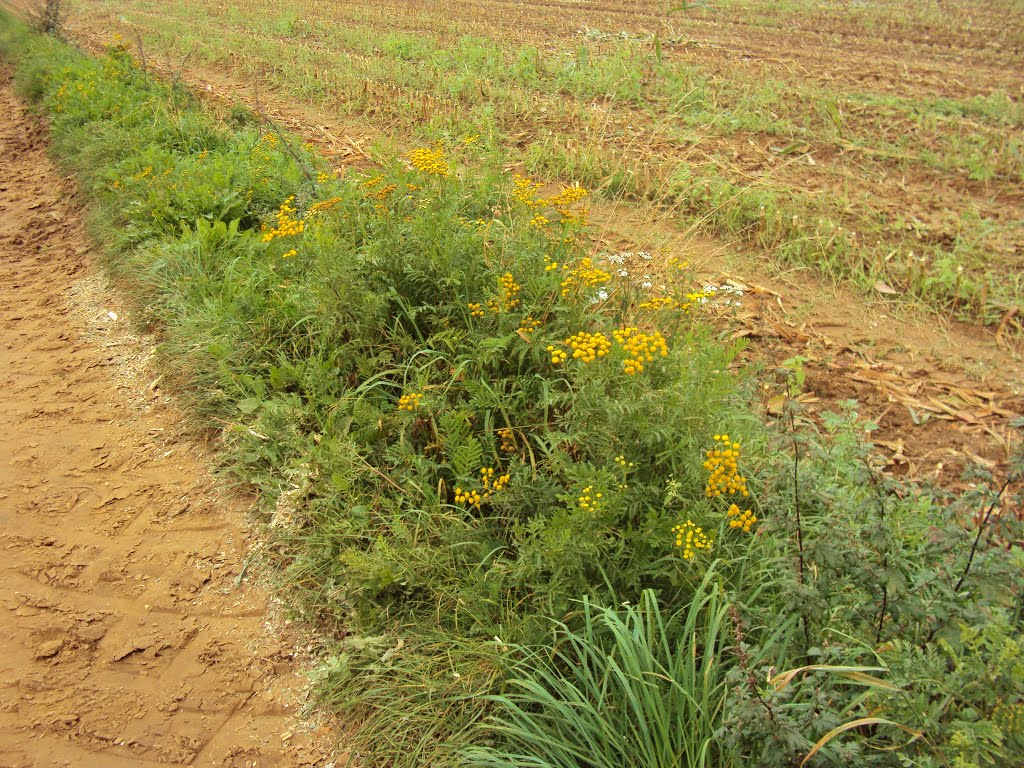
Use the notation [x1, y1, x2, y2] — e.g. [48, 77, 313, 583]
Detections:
[638, 290, 715, 314]
[317, 171, 332, 183]
[454, 467, 510, 509]
[250, 133, 280, 167]
[638, 296, 678, 311]
[282, 249, 298, 259]
[498, 428, 516, 453]
[704, 434, 748, 498]
[613, 456, 632, 489]
[482, 466, 510, 493]
[673, 521, 712, 560]
[307, 196, 344, 215]
[52, 72, 107, 111]
[467, 274, 522, 318]
[102, 54, 129, 81]
[565, 331, 612, 363]
[667, 256, 690, 269]
[107, 33, 129, 52]
[454, 487, 485, 508]
[368, 184, 397, 201]
[261, 197, 305, 243]
[512, 175, 544, 208]
[558, 208, 590, 226]
[407, 146, 450, 177]
[578, 485, 603, 512]
[543, 327, 671, 373]
[397, 392, 423, 412]
[518, 316, 542, 333]
[685, 289, 715, 306]
[546, 345, 568, 365]
[560, 258, 610, 297]
[727, 503, 757, 532]
[549, 186, 588, 207]
[512, 178, 588, 225]
[500, 273, 522, 309]
[549, 186, 589, 225]
[613, 327, 669, 375]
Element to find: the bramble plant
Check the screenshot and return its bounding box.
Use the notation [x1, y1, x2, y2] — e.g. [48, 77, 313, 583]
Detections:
[2, 12, 1022, 767]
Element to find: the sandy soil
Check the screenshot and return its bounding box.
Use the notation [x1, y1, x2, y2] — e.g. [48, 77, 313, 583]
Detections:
[0, 72, 337, 767]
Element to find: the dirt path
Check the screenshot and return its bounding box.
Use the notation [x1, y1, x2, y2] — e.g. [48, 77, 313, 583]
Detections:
[0, 74, 336, 767]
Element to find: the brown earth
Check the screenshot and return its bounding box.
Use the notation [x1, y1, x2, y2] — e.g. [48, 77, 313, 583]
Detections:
[0, 72, 338, 767]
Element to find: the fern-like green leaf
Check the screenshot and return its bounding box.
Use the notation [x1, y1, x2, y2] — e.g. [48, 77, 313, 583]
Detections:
[450, 436, 483, 478]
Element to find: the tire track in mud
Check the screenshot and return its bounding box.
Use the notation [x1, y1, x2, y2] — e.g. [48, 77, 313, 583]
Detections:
[0, 71, 336, 768]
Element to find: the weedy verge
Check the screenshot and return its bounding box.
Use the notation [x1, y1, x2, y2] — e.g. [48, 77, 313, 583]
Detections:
[2, 13, 1022, 767]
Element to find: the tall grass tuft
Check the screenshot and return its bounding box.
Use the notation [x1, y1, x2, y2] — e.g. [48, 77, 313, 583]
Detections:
[465, 574, 731, 768]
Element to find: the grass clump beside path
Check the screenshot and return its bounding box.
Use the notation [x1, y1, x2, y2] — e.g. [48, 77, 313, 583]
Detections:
[3, 13, 1023, 768]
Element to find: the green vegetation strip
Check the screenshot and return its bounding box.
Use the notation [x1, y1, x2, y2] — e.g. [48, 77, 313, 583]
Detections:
[3, 13, 1023, 768]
